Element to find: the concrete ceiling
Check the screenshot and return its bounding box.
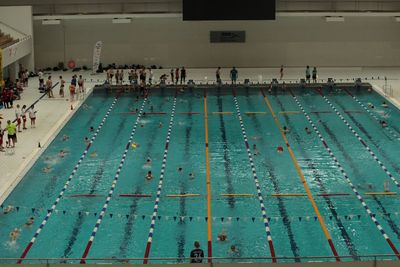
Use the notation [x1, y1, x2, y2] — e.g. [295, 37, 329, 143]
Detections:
[0, 0, 399, 15]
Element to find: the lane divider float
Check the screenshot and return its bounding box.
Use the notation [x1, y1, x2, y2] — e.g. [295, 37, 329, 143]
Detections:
[80, 96, 149, 263]
[143, 91, 178, 264]
[290, 88, 400, 258]
[261, 88, 340, 262]
[343, 88, 400, 141]
[232, 89, 277, 263]
[18, 96, 121, 263]
[365, 192, 397, 196]
[317, 89, 400, 191]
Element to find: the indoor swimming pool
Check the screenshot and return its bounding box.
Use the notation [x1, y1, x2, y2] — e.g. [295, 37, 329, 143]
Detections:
[1, 84, 400, 264]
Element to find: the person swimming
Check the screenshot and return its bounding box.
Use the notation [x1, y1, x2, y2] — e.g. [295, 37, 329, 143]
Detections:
[42, 166, 52, 173]
[277, 146, 284, 153]
[145, 171, 153, 180]
[159, 122, 163, 128]
[189, 172, 195, 179]
[89, 126, 94, 132]
[283, 126, 290, 134]
[84, 137, 90, 146]
[380, 120, 388, 128]
[90, 151, 98, 158]
[253, 144, 259, 155]
[305, 127, 312, 134]
[384, 181, 390, 192]
[230, 245, 239, 255]
[382, 101, 389, 108]
[59, 150, 65, 158]
[3, 205, 14, 214]
[25, 217, 34, 226]
[62, 134, 69, 141]
[178, 167, 183, 172]
[9, 228, 21, 241]
[217, 231, 227, 241]
[368, 102, 375, 109]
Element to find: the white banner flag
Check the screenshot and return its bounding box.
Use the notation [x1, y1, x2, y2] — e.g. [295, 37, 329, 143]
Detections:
[92, 41, 103, 74]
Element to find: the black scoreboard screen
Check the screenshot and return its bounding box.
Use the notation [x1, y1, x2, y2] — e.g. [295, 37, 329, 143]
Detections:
[183, 0, 275, 21]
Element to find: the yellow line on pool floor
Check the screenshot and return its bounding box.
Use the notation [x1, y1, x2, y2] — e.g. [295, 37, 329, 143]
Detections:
[204, 89, 213, 261]
[260, 88, 340, 260]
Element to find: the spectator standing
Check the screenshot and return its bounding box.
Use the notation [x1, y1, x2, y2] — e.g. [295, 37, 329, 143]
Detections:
[148, 68, 154, 85]
[78, 75, 85, 96]
[312, 67, 318, 83]
[230, 67, 238, 85]
[305, 66, 311, 83]
[6, 120, 17, 147]
[2, 89, 9, 109]
[38, 70, 44, 88]
[29, 105, 37, 128]
[46, 76, 54, 98]
[170, 69, 174, 84]
[21, 105, 27, 130]
[180, 67, 186, 84]
[15, 104, 22, 132]
[280, 65, 284, 80]
[59, 76, 65, 97]
[216, 67, 221, 84]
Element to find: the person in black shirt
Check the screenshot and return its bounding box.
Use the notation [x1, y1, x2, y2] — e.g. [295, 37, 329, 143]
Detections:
[190, 241, 204, 263]
[180, 67, 186, 84]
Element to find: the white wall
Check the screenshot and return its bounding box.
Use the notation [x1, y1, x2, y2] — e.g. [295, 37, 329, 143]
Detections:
[0, 6, 35, 71]
[33, 16, 400, 69]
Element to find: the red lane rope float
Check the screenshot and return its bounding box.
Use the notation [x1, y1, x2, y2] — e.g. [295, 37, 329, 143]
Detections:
[17, 97, 120, 263]
[79, 96, 149, 263]
[290, 88, 400, 259]
[119, 194, 152, 197]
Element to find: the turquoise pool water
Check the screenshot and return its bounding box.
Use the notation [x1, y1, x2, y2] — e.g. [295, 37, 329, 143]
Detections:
[1, 86, 400, 264]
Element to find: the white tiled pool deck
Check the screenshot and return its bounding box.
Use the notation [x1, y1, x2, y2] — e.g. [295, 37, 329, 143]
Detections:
[0, 67, 399, 205]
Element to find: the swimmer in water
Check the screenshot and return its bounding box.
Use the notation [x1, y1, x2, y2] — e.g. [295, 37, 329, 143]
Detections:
[90, 151, 97, 158]
[84, 137, 90, 146]
[217, 231, 228, 241]
[189, 172, 195, 179]
[384, 181, 390, 192]
[3, 205, 14, 214]
[25, 217, 34, 226]
[159, 122, 163, 128]
[253, 144, 259, 155]
[62, 134, 69, 141]
[178, 167, 183, 172]
[145, 171, 153, 180]
[382, 101, 389, 108]
[59, 150, 65, 158]
[277, 146, 284, 153]
[283, 126, 290, 134]
[42, 166, 52, 173]
[89, 126, 94, 132]
[368, 103, 375, 109]
[230, 245, 239, 255]
[380, 120, 388, 128]
[145, 157, 152, 165]
[10, 228, 21, 241]
[141, 124, 145, 128]
[305, 127, 312, 134]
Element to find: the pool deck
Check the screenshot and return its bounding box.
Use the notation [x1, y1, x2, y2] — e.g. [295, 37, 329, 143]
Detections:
[0, 67, 399, 205]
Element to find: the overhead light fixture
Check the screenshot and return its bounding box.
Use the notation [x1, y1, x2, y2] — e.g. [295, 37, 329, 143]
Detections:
[325, 16, 344, 22]
[42, 19, 61, 25]
[395, 17, 400, 22]
[112, 18, 131, 24]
